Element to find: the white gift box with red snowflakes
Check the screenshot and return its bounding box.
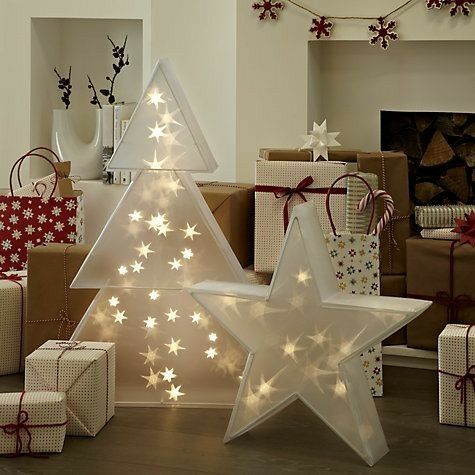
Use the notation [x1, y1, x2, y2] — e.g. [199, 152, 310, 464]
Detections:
[325, 231, 383, 396]
[0, 195, 84, 272]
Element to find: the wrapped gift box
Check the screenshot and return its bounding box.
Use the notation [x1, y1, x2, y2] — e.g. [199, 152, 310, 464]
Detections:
[25, 244, 98, 357]
[357, 152, 412, 275]
[255, 160, 348, 273]
[345, 173, 379, 234]
[0, 270, 27, 375]
[197, 182, 254, 268]
[439, 324, 475, 427]
[0, 391, 67, 455]
[381, 274, 407, 345]
[420, 228, 459, 240]
[25, 340, 115, 436]
[259, 148, 359, 163]
[415, 205, 475, 229]
[407, 237, 475, 351]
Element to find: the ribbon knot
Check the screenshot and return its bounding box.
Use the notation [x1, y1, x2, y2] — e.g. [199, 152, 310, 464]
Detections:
[454, 365, 475, 405]
[0, 272, 22, 282]
[434, 291, 474, 323]
[57, 310, 78, 340]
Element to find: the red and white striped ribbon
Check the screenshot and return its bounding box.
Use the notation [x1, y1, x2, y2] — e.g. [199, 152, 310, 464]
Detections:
[357, 189, 394, 236]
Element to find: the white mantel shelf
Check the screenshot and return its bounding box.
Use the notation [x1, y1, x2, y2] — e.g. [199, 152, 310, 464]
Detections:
[383, 345, 437, 370]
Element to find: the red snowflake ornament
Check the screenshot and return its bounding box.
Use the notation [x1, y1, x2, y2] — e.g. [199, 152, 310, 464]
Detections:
[309, 17, 333, 39]
[452, 212, 475, 247]
[444, 0, 475, 16]
[368, 17, 399, 50]
[426, 0, 444, 8]
[252, 0, 284, 21]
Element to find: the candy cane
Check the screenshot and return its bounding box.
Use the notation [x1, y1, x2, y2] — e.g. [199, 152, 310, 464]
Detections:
[357, 189, 394, 236]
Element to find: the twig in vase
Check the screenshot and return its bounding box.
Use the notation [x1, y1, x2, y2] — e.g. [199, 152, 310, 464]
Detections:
[87, 75, 102, 109]
[99, 35, 130, 105]
[54, 66, 72, 109]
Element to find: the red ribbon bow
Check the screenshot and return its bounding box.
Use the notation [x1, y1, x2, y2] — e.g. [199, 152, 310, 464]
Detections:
[454, 365, 475, 406]
[434, 291, 475, 323]
[0, 272, 22, 282]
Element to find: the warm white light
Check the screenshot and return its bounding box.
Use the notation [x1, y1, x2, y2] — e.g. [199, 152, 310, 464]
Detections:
[141, 367, 161, 389]
[181, 223, 201, 240]
[168, 258, 182, 271]
[128, 210, 143, 222]
[334, 380, 347, 397]
[108, 296, 120, 307]
[148, 122, 167, 143]
[158, 222, 173, 237]
[166, 384, 185, 401]
[147, 89, 166, 110]
[281, 336, 303, 362]
[181, 248, 193, 260]
[167, 178, 185, 197]
[296, 269, 312, 286]
[144, 316, 158, 329]
[159, 105, 182, 126]
[130, 261, 144, 274]
[147, 213, 167, 231]
[257, 375, 277, 398]
[165, 338, 186, 355]
[149, 290, 160, 301]
[190, 312, 201, 324]
[165, 308, 180, 322]
[136, 242, 154, 259]
[160, 367, 176, 383]
[113, 310, 127, 325]
[139, 346, 160, 366]
[143, 150, 167, 170]
[205, 347, 218, 359]
[118, 266, 128, 276]
[209, 332, 218, 342]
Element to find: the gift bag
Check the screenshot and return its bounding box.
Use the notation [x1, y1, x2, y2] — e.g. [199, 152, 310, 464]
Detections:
[325, 173, 395, 396]
[0, 151, 84, 272]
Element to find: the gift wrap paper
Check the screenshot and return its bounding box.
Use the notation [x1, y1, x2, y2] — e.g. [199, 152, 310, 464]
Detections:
[407, 238, 475, 351]
[259, 148, 359, 163]
[439, 324, 475, 427]
[0, 271, 27, 375]
[25, 340, 115, 436]
[420, 228, 459, 241]
[0, 391, 66, 454]
[345, 173, 379, 234]
[255, 160, 347, 273]
[415, 205, 475, 229]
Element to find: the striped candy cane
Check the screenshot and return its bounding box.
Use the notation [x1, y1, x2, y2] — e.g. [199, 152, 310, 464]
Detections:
[357, 190, 395, 236]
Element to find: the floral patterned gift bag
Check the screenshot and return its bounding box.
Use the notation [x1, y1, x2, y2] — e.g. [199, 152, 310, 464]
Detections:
[325, 173, 394, 396]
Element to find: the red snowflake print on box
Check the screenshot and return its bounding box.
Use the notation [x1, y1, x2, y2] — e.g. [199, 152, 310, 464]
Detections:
[426, 0, 444, 8]
[252, 0, 284, 20]
[0, 195, 84, 272]
[309, 17, 333, 39]
[444, 0, 475, 16]
[368, 17, 399, 50]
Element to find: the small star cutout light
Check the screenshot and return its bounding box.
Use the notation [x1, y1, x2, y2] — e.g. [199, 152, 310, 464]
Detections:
[139, 346, 160, 365]
[168, 258, 182, 271]
[302, 120, 340, 161]
[131, 261, 144, 273]
[143, 150, 166, 170]
[148, 290, 160, 301]
[144, 316, 158, 329]
[128, 210, 143, 222]
[142, 367, 161, 389]
[165, 338, 186, 356]
[190, 312, 202, 324]
[160, 367, 176, 383]
[189, 203, 431, 466]
[181, 223, 201, 240]
[209, 333, 218, 342]
[181, 248, 193, 260]
[147, 89, 166, 110]
[118, 266, 128, 276]
[108, 296, 120, 307]
[158, 222, 173, 237]
[205, 347, 218, 359]
[136, 242, 155, 259]
[166, 384, 185, 401]
[165, 308, 181, 322]
[148, 122, 167, 143]
[147, 213, 167, 231]
[113, 310, 127, 325]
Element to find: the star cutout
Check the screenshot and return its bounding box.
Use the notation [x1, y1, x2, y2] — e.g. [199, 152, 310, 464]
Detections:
[128, 210, 142, 222]
[189, 203, 431, 466]
[158, 222, 173, 237]
[130, 261, 144, 273]
[139, 346, 160, 366]
[209, 332, 218, 342]
[148, 122, 167, 143]
[141, 367, 161, 389]
[302, 120, 340, 161]
[181, 223, 201, 240]
[189, 312, 201, 324]
[159, 105, 182, 127]
[108, 296, 120, 307]
[144, 316, 158, 329]
[147, 213, 167, 231]
[113, 310, 127, 324]
[165, 308, 180, 322]
[165, 338, 186, 356]
[143, 150, 167, 170]
[205, 347, 218, 359]
[136, 242, 155, 259]
[118, 266, 128, 276]
[147, 89, 166, 109]
[166, 384, 185, 401]
[296, 269, 312, 286]
[167, 177, 185, 197]
[160, 367, 177, 383]
[181, 248, 194, 260]
[168, 258, 182, 271]
[149, 290, 160, 301]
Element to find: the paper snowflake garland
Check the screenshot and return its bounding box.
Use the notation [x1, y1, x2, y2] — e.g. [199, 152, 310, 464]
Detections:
[426, 0, 444, 8]
[301, 120, 340, 161]
[252, 0, 284, 20]
[368, 17, 399, 50]
[189, 203, 431, 466]
[445, 0, 475, 16]
[309, 17, 333, 39]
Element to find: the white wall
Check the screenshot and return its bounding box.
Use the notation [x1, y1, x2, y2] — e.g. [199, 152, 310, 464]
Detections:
[151, 0, 237, 181]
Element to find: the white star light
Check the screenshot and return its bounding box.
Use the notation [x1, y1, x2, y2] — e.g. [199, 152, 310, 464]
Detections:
[141, 367, 161, 389]
[144, 316, 158, 329]
[158, 222, 173, 237]
[131, 261, 144, 273]
[165, 309, 180, 322]
[302, 120, 341, 161]
[205, 347, 218, 359]
[166, 384, 185, 401]
[160, 367, 177, 383]
[149, 290, 160, 301]
[159, 105, 182, 127]
[181, 223, 201, 240]
[188, 203, 432, 466]
[128, 210, 142, 222]
[147, 89, 166, 110]
[136, 242, 155, 259]
[113, 310, 127, 325]
[209, 333, 218, 342]
[108, 296, 120, 307]
[169, 258, 182, 271]
[118, 266, 128, 276]
[167, 178, 185, 197]
[148, 122, 167, 143]
[165, 338, 186, 356]
[147, 213, 167, 231]
[143, 150, 167, 170]
[190, 312, 201, 324]
[181, 248, 193, 260]
[296, 269, 312, 286]
[139, 346, 160, 366]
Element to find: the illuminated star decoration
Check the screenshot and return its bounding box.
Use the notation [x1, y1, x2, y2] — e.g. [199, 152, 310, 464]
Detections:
[189, 203, 431, 466]
[128, 210, 143, 222]
[166, 384, 185, 401]
[209, 332, 218, 342]
[181, 223, 201, 240]
[147, 89, 166, 110]
[302, 120, 340, 161]
[160, 367, 177, 383]
[149, 290, 160, 301]
[181, 248, 193, 260]
[159, 105, 182, 127]
[165, 308, 180, 322]
[108, 296, 120, 307]
[190, 312, 201, 324]
[136, 242, 154, 259]
[118, 265, 128, 276]
[142, 367, 161, 389]
[165, 338, 186, 356]
[139, 346, 160, 366]
[147, 212, 167, 231]
[148, 122, 167, 143]
[143, 150, 167, 170]
[131, 261, 144, 273]
[144, 316, 158, 329]
[168, 258, 182, 271]
[205, 347, 218, 359]
[113, 310, 127, 325]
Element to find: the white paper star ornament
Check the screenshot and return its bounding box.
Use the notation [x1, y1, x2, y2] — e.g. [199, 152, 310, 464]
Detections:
[189, 203, 431, 466]
[302, 120, 340, 161]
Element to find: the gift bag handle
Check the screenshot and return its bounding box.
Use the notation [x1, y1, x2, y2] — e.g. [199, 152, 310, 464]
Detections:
[9, 153, 59, 199]
[326, 173, 376, 237]
[15, 147, 61, 189]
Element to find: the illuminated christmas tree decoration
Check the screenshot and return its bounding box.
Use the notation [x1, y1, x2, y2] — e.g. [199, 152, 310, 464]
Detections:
[189, 203, 432, 466]
[113, 310, 127, 325]
[108, 296, 120, 307]
[166, 384, 185, 401]
[71, 59, 247, 407]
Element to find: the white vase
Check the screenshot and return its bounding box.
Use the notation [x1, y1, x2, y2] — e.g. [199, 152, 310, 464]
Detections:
[51, 108, 103, 180]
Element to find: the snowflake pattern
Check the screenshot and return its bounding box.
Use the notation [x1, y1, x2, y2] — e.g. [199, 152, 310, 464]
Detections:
[252, 0, 284, 20]
[444, 0, 475, 16]
[368, 17, 399, 50]
[426, 0, 443, 8]
[309, 16, 333, 39]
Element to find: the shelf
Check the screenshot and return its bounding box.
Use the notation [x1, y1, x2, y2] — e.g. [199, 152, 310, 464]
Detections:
[383, 345, 437, 371]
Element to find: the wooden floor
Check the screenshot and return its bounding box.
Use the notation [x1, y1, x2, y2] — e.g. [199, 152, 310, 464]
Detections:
[0, 366, 474, 474]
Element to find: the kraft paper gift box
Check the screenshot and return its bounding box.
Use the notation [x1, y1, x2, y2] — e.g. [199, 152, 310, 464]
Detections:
[24, 244, 98, 357]
[406, 237, 475, 351]
[25, 340, 115, 437]
[381, 274, 407, 346]
[357, 152, 412, 275]
[438, 324, 475, 427]
[259, 148, 359, 163]
[197, 182, 255, 268]
[255, 160, 348, 273]
[0, 391, 67, 455]
[0, 270, 27, 375]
